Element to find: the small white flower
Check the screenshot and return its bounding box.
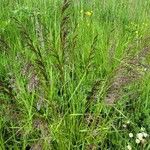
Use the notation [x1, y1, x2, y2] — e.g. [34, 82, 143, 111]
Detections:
[135, 138, 140, 144]
[142, 132, 149, 138]
[136, 133, 144, 141]
[123, 124, 127, 128]
[129, 133, 134, 138]
[127, 144, 132, 150]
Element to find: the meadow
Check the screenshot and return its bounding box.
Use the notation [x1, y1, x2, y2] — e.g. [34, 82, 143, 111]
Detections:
[0, 0, 150, 149]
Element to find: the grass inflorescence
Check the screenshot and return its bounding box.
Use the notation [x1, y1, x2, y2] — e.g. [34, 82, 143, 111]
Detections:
[0, 0, 150, 149]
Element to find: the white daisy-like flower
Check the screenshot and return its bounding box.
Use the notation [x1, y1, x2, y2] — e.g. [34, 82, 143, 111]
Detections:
[142, 132, 149, 138]
[136, 133, 144, 141]
[127, 144, 132, 150]
[129, 133, 134, 138]
[135, 138, 140, 144]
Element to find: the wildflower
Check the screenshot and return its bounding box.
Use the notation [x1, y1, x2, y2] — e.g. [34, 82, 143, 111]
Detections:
[142, 132, 149, 138]
[135, 138, 140, 144]
[135, 132, 149, 144]
[85, 11, 93, 16]
[123, 124, 127, 128]
[129, 133, 134, 138]
[136, 133, 144, 141]
[127, 144, 132, 150]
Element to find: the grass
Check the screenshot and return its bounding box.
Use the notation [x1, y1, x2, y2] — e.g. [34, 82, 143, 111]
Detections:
[0, 0, 150, 149]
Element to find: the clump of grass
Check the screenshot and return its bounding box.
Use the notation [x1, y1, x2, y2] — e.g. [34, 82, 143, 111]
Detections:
[60, 0, 71, 54]
[105, 38, 150, 105]
[21, 62, 39, 92]
[34, 12, 45, 50]
[13, 17, 50, 86]
[0, 0, 150, 149]
[0, 34, 10, 53]
[85, 34, 98, 72]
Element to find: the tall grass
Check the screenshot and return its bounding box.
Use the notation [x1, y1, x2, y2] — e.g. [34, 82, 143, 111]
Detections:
[0, 0, 150, 149]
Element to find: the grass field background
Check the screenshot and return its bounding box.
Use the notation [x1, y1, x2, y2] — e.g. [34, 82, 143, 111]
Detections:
[0, 0, 150, 149]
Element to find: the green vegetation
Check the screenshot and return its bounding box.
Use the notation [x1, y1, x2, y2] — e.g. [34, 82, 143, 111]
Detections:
[0, 0, 150, 149]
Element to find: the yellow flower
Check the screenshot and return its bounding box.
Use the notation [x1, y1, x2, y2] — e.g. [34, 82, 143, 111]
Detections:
[85, 11, 93, 16]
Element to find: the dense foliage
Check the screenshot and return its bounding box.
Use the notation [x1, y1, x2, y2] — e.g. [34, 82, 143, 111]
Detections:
[0, 0, 150, 149]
